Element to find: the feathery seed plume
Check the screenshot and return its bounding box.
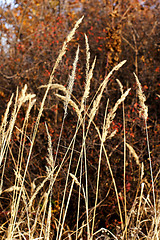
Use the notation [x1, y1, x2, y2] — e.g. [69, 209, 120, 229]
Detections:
[55, 94, 81, 120]
[126, 143, 140, 166]
[64, 45, 79, 117]
[84, 34, 90, 78]
[134, 73, 148, 121]
[81, 57, 96, 112]
[102, 88, 131, 142]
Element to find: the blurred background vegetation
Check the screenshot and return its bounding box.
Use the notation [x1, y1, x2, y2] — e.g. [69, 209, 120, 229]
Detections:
[0, 0, 160, 235]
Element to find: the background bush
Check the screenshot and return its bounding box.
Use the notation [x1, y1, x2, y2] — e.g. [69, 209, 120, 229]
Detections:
[0, 0, 160, 239]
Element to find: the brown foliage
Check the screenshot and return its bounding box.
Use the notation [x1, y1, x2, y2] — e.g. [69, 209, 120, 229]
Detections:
[0, 0, 159, 237]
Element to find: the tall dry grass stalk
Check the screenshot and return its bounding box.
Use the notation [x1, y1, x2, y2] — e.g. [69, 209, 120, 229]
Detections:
[134, 72, 158, 239]
[55, 45, 81, 240]
[56, 35, 93, 240]
[116, 78, 127, 237]
[90, 86, 131, 239]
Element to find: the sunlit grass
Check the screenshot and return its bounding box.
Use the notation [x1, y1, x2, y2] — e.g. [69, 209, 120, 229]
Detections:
[0, 17, 159, 240]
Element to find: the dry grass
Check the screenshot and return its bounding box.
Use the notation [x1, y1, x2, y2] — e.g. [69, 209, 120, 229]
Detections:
[0, 17, 159, 240]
